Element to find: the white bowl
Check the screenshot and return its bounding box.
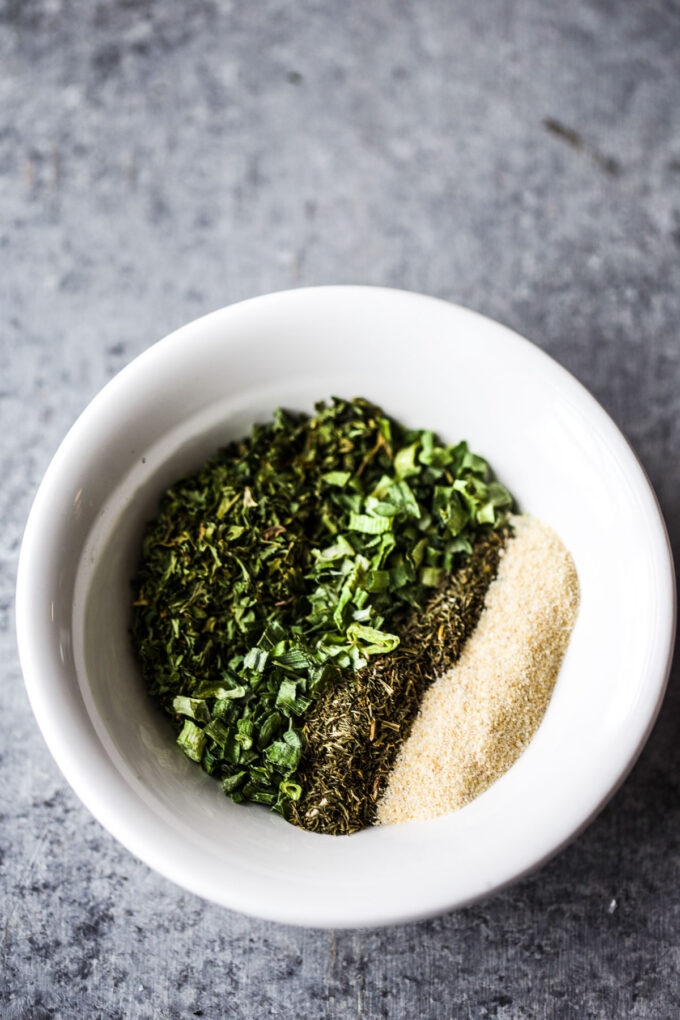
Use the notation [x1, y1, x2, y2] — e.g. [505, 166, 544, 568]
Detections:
[16, 286, 675, 928]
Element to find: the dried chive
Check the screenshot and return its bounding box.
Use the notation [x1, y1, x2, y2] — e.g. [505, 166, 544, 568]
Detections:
[287, 528, 508, 835]
[130, 398, 512, 820]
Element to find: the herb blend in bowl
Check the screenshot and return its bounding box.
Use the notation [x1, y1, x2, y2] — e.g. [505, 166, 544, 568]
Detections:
[130, 397, 515, 830]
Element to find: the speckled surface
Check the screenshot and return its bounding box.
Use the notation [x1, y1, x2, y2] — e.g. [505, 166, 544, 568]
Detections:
[2, 1, 680, 1017]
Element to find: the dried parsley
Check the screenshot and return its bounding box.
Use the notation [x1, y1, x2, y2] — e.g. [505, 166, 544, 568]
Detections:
[287, 528, 508, 834]
[130, 398, 512, 818]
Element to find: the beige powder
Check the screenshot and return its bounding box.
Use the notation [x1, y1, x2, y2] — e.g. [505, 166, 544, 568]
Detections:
[376, 514, 579, 825]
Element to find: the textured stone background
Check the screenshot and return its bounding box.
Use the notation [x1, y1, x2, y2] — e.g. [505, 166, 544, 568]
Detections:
[2, 1, 680, 1017]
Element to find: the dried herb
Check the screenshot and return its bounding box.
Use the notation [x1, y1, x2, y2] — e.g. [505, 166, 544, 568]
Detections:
[131, 398, 512, 817]
[287, 528, 507, 834]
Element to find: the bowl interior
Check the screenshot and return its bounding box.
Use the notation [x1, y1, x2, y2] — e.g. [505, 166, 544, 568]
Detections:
[18, 287, 675, 927]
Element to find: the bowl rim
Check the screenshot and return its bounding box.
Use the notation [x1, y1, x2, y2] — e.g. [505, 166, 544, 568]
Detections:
[16, 285, 677, 927]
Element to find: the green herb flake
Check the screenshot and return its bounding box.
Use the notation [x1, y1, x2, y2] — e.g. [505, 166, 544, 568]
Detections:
[172, 696, 210, 723]
[322, 470, 352, 487]
[177, 720, 207, 763]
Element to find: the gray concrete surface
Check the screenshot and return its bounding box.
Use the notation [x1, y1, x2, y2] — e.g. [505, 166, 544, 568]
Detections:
[2, 1, 680, 1017]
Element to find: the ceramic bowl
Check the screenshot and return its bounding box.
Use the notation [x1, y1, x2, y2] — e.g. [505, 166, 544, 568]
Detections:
[16, 286, 675, 927]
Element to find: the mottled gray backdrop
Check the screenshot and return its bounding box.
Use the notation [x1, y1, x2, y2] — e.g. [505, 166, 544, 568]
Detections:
[2, 1, 679, 1018]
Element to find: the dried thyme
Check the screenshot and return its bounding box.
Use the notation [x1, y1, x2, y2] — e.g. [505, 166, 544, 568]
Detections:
[130, 398, 512, 818]
[287, 528, 507, 834]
